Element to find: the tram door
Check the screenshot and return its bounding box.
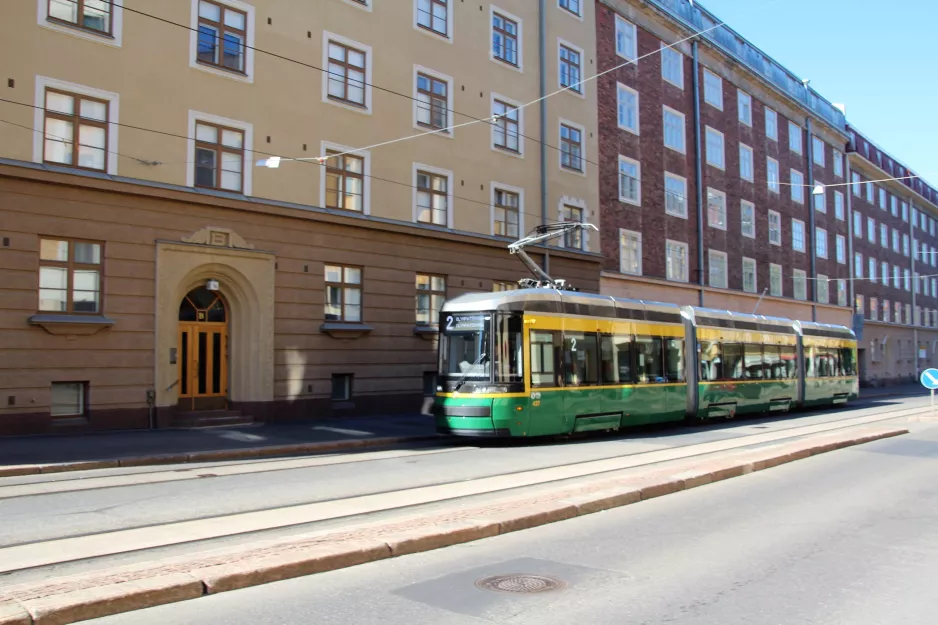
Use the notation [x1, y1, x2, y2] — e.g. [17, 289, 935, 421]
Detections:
[177, 287, 229, 411]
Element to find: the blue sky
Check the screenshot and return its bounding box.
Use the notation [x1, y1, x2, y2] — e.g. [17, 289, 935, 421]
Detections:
[697, 0, 938, 189]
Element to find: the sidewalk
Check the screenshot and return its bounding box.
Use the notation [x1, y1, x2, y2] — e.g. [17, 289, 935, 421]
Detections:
[0, 414, 440, 473]
[859, 383, 928, 399]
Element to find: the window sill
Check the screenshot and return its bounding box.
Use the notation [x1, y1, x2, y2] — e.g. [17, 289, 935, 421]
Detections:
[28, 314, 115, 336]
[413, 325, 439, 339]
[41, 18, 121, 47]
[320, 322, 374, 339]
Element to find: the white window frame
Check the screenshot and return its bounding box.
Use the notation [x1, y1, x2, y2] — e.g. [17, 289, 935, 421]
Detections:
[33, 76, 121, 176]
[558, 38, 586, 98]
[413, 65, 455, 138]
[770, 264, 782, 297]
[558, 0, 584, 19]
[664, 172, 688, 219]
[340, 0, 373, 10]
[790, 169, 804, 204]
[767, 157, 780, 194]
[490, 91, 525, 158]
[834, 190, 844, 220]
[813, 184, 826, 213]
[490, 181, 525, 238]
[709, 249, 728, 289]
[619, 228, 642, 276]
[833, 149, 843, 177]
[666, 239, 689, 282]
[187, 110, 253, 195]
[816, 227, 828, 259]
[739, 143, 754, 182]
[189, 0, 256, 83]
[662, 106, 685, 153]
[707, 187, 727, 231]
[792, 218, 805, 253]
[617, 82, 639, 134]
[705, 126, 725, 170]
[812, 137, 825, 168]
[412, 162, 455, 227]
[740, 200, 756, 239]
[737, 89, 752, 126]
[660, 45, 684, 88]
[703, 68, 723, 110]
[817, 274, 829, 304]
[489, 6, 524, 73]
[39, 0, 125, 47]
[765, 107, 778, 141]
[618, 155, 641, 206]
[414, 0, 454, 41]
[794, 269, 807, 301]
[557, 196, 590, 250]
[788, 121, 802, 154]
[742, 257, 757, 293]
[317, 139, 370, 214]
[768, 210, 782, 246]
[558, 118, 587, 177]
[615, 14, 638, 61]
[836, 235, 846, 264]
[322, 32, 374, 114]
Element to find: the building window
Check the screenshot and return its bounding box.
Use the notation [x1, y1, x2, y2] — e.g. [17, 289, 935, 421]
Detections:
[51, 382, 87, 417]
[855, 253, 863, 279]
[869, 297, 878, 321]
[705, 126, 724, 170]
[856, 295, 864, 315]
[42, 88, 110, 172]
[902, 201, 908, 222]
[768, 210, 782, 245]
[741, 200, 755, 238]
[742, 257, 757, 293]
[707, 188, 727, 230]
[196, 0, 247, 73]
[324, 265, 362, 322]
[867, 217, 875, 244]
[323, 150, 365, 212]
[417, 0, 449, 37]
[770, 264, 782, 297]
[893, 265, 901, 289]
[817, 275, 829, 304]
[892, 228, 900, 253]
[331, 374, 352, 401]
[833, 149, 843, 177]
[709, 249, 728, 289]
[866, 181, 874, 204]
[493, 188, 520, 238]
[559, 0, 581, 17]
[327, 39, 368, 107]
[416, 274, 446, 325]
[869, 258, 876, 282]
[767, 157, 780, 193]
[836, 235, 846, 264]
[666, 240, 689, 282]
[47, 0, 112, 34]
[739, 143, 754, 182]
[492, 11, 519, 66]
[617, 83, 639, 133]
[794, 270, 807, 301]
[562, 205, 584, 249]
[789, 121, 802, 154]
[664, 173, 687, 218]
[792, 219, 805, 252]
[493, 281, 517, 292]
[882, 300, 890, 323]
[737, 90, 752, 126]
[661, 45, 683, 87]
[890, 195, 898, 217]
[816, 227, 828, 259]
[620, 229, 642, 275]
[881, 261, 888, 286]
[905, 269, 911, 291]
[765, 107, 778, 141]
[38, 238, 102, 314]
[812, 137, 825, 168]
[416, 169, 450, 226]
[194, 121, 244, 192]
[493, 99, 521, 152]
[834, 191, 845, 220]
[837, 282, 846, 308]
[618, 156, 640, 205]
[615, 15, 637, 60]
[703, 69, 722, 109]
[852, 172, 861, 197]
[879, 187, 887, 210]
[560, 123, 584, 172]
[813, 185, 826, 213]
[903, 234, 910, 257]
[662, 106, 685, 152]
[853, 211, 862, 238]
[880, 223, 888, 248]
[790, 169, 804, 203]
[559, 43, 582, 93]
[415, 72, 449, 131]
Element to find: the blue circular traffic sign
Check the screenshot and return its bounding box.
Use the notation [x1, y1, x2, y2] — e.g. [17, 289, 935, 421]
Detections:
[921, 368, 938, 390]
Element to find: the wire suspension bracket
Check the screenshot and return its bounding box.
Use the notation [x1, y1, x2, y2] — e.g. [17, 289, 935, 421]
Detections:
[508, 222, 598, 291]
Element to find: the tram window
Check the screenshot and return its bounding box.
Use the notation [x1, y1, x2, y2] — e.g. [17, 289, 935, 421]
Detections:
[600, 335, 620, 384]
[564, 332, 599, 386]
[635, 336, 664, 383]
[615, 335, 633, 383]
[722, 343, 744, 380]
[665, 338, 684, 382]
[530, 331, 561, 387]
[805, 345, 816, 378]
[493, 314, 524, 384]
[743, 344, 763, 379]
[840, 347, 856, 376]
[699, 340, 722, 381]
[763, 345, 781, 380]
[779, 344, 797, 379]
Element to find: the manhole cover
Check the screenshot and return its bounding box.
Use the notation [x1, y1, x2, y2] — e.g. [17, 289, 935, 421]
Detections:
[475, 574, 566, 594]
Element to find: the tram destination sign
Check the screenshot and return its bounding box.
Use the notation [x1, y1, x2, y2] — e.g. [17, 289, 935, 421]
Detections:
[443, 313, 487, 332]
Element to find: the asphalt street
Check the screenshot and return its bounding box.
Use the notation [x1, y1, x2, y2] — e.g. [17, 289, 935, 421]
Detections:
[84, 414, 938, 624]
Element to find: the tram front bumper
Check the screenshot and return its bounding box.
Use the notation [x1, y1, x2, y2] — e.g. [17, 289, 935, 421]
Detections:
[433, 399, 510, 437]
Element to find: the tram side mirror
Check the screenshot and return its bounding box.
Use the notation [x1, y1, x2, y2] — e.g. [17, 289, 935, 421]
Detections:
[169, 347, 177, 364]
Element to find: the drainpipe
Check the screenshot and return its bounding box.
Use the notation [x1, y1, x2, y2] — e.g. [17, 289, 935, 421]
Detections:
[806, 116, 817, 321]
[691, 41, 705, 307]
[911, 198, 918, 371]
[845, 158, 855, 307]
[538, 0, 549, 276]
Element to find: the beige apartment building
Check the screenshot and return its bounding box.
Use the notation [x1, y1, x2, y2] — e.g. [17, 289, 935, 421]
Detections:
[0, 0, 601, 435]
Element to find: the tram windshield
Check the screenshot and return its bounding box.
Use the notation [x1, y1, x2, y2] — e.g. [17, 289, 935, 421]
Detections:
[439, 312, 524, 385]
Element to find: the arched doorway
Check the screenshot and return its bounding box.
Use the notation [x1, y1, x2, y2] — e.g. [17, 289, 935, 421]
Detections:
[178, 286, 228, 411]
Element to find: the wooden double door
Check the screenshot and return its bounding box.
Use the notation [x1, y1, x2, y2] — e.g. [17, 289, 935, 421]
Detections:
[177, 287, 229, 410]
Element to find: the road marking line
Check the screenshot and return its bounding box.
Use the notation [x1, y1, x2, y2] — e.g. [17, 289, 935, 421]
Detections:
[310, 426, 374, 437]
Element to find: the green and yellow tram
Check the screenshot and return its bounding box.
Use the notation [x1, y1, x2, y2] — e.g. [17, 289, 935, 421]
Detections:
[433, 289, 858, 438]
